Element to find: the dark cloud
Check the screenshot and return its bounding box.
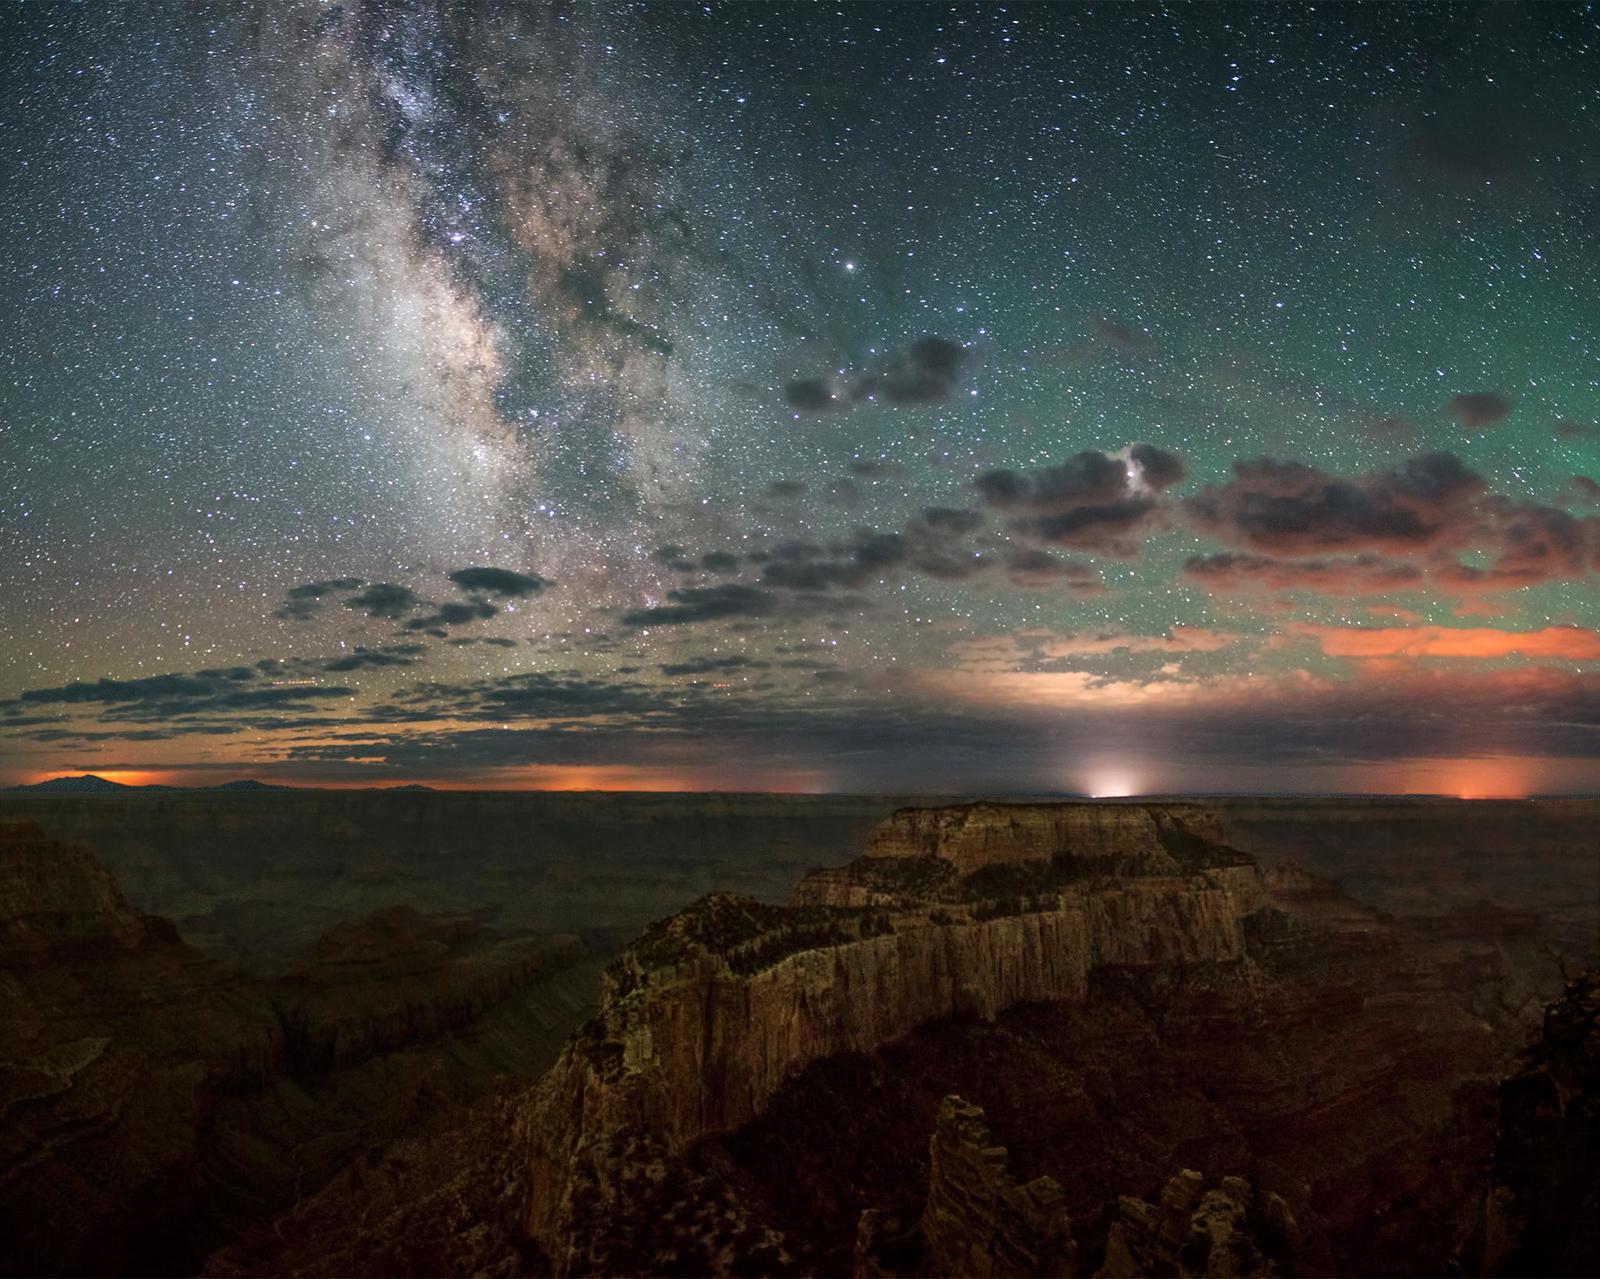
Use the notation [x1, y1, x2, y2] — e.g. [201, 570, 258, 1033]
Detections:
[402, 598, 499, 632]
[16, 670, 251, 705]
[652, 544, 700, 573]
[322, 644, 427, 673]
[362, 672, 674, 726]
[1183, 552, 1427, 595]
[976, 445, 1182, 555]
[1003, 549, 1103, 591]
[274, 577, 365, 621]
[621, 584, 777, 627]
[1128, 442, 1187, 491]
[855, 336, 967, 405]
[1185, 452, 1486, 558]
[785, 336, 969, 415]
[1556, 420, 1598, 441]
[344, 583, 422, 619]
[447, 636, 519, 648]
[1446, 390, 1514, 429]
[1434, 498, 1598, 590]
[783, 377, 846, 413]
[1028, 498, 1161, 552]
[659, 654, 770, 678]
[758, 530, 917, 592]
[4, 667, 354, 723]
[647, 468, 1113, 618]
[1571, 476, 1600, 502]
[270, 663, 1600, 790]
[766, 480, 809, 499]
[914, 506, 985, 536]
[448, 567, 547, 598]
[1185, 452, 1598, 592]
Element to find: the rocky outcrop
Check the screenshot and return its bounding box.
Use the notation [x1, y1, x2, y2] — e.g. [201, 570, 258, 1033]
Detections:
[862, 801, 1238, 874]
[856, 1096, 1076, 1278]
[521, 803, 1270, 1273]
[0, 824, 599, 1277]
[854, 1100, 1295, 1279]
[0, 819, 163, 952]
[1096, 1170, 1296, 1278]
[668, 845, 1557, 1277]
[1479, 970, 1600, 1277]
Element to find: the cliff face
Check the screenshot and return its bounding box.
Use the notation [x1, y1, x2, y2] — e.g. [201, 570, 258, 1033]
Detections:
[521, 803, 1269, 1273]
[1478, 970, 1600, 1277]
[273, 904, 587, 1075]
[692, 858, 1549, 1278]
[863, 800, 1235, 873]
[0, 822, 599, 1277]
[856, 1095, 1076, 1279]
[854, 1099, 1295, 1279]
[1095, 1170, 1296, 1279]
[0, 819, 157, 951]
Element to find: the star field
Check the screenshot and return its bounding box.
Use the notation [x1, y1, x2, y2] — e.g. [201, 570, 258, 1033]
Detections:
[2, 2, 1598, 794]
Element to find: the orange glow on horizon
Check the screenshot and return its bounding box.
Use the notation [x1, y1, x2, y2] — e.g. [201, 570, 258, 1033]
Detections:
[393, 764, 835, 793]
[28, 768, 176, 788]
[1390, 755, 1544, 799]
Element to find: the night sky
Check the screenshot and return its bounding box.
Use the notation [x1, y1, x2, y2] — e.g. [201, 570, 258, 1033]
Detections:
[3, 2, 1599, 795]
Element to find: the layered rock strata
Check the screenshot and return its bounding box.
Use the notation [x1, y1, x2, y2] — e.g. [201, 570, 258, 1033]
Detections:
[1094, 1169, 1296, 1278]
[855, 1095, 1076, 1278]
[521, 802, 1268, 1273]
[855, 1099, 1295, 1279]
[0, 821, 597, 1277]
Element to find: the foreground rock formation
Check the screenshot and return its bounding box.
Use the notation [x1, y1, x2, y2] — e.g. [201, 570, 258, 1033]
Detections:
[1477, 969, 1600, 1277]
[856, 1096, 1295, 1279]
[0, 821, 599, 1277]
[855, 1096, 1077, 1278]
[517, 804, 1283, 1273]
[508, 801, 1575, 1276]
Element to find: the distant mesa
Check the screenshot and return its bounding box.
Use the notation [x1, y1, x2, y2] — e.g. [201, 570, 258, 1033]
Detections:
[391, 783, 436, 792]
[7, 774, 294, 793]
[13, 773, 138, 793]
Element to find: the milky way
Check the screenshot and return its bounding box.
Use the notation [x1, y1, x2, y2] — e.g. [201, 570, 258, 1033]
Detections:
[2, 3, 1599, 794]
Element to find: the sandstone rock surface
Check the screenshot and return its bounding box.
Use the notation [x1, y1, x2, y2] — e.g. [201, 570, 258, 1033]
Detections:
[856, 1095, 1076, 1278]
[521, 802, 1270, 1273]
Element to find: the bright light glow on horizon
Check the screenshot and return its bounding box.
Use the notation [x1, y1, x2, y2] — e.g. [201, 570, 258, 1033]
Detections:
[1084, 765, 1143, 798]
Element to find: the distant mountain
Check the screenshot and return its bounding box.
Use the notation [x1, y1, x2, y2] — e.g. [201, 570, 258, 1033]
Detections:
[13, 774, 135, 793]
[7, 775, 296, 793]
[391, 783, 435, 792]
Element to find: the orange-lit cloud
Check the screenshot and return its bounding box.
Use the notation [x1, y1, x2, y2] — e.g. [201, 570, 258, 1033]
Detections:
[1289, 623, 1600, 660]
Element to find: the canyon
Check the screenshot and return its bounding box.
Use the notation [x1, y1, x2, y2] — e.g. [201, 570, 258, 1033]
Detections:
[0, 819, 599, 1277]
[0, 794, 1594, 1276]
